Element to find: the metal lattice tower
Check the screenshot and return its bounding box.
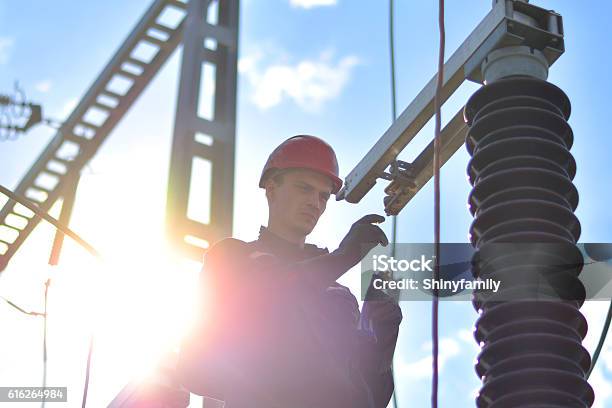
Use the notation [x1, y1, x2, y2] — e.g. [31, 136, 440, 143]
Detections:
[0, 0, 238, 271]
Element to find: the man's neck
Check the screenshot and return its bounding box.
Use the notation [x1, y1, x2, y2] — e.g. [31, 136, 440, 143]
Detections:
[267, 220, 306, 248]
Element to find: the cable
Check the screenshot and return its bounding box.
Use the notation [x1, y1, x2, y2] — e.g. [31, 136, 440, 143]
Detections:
[81, 335, 94, 408]
[389, 0, 398, 124]
[432, 0, 445, 407]
[1, 281, 51, 408]
[1, 277, 50, 408]
[0, 183, 100, 407]
[388, 1, 400, 407]
[42, 278, 50, 408]
[587, 299, 612, 379]
[1, 295, 46, 316]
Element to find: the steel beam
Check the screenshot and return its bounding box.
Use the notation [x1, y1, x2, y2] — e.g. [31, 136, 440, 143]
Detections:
[165, 0, 239, 261]
[48, 174, 80, 266]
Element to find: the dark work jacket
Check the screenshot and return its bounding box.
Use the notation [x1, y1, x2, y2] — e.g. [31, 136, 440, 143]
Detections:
[177, 226, 398, 408]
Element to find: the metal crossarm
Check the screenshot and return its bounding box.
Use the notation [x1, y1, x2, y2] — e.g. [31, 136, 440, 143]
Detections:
[337, 0, 564, 214]
[0, 0, 188, 271]
[165, 0, 239, 261]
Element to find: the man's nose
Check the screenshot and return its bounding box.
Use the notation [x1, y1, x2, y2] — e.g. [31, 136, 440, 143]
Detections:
[306, 191, 321, 211]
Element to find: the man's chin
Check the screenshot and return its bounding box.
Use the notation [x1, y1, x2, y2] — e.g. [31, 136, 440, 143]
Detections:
[293, 222, 316, 237]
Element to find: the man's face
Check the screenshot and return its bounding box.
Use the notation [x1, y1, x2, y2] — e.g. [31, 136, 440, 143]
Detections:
[266, 169, 334, 237]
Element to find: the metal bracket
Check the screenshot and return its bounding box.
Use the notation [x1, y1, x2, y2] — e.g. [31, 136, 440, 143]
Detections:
[384, 110, 468, 215]
[380, 160, 416, 215]
[467, 0, 564, 83]
[337, 0, 565, 216]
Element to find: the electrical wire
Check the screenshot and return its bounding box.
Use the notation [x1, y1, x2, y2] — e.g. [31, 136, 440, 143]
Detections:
[587, 300, 612, 379]
[42, 278, 50, 408]
[432, 0, 445, 406]
[1, 295, 46, 316]
[0, 280, 50, 408]
[389, 0, 398, 124]
[0, 276, 49, 408]
[0, 183, 100, 408]
[81, 335, 94, 408]
[388, 1, 400, 407]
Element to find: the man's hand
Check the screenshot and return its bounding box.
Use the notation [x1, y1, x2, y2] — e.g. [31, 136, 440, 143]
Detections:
[336, 214, 389, 267]
[360, 294, 402, 373]
[365, 297, 402, 329]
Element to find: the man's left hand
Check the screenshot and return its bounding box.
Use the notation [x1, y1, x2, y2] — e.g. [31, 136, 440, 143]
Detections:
[364, 297, 402, 329]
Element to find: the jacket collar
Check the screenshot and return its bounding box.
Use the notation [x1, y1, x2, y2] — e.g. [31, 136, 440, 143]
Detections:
[257, 226, 329, 260]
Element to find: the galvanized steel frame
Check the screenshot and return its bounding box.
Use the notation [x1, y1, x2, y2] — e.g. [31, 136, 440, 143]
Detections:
[165, 0, 239, 261]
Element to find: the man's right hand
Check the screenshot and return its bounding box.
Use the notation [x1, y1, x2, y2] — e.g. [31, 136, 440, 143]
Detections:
[336, 214, 389, 267]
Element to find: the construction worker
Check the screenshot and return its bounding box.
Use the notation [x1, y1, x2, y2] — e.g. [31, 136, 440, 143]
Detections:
[177, 135, 402, 407]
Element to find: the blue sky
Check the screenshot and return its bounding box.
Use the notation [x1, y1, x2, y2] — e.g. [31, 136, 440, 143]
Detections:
[1, 0, 611, 407]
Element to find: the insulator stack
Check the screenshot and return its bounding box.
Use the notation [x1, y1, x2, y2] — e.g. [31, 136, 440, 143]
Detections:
[465, 77, 594, 407]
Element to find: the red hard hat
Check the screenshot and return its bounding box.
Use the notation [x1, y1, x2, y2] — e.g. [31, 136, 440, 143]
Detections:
[259, 135, 343, 194]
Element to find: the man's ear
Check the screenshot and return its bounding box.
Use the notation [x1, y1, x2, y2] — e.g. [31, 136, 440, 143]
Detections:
[264, 179, 276, 202]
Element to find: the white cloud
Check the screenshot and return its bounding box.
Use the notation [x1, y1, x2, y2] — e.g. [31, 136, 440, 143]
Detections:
[290, 0, 337, 9]
[458, 328, 474, 344]
[0, 36, 15, 64]
[239, 49, 359, 112]
[396, 337, 461, 380]
[458, 327, 481, 351]
[34, 80, 52, 93]
[238, 53, 260, 75]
